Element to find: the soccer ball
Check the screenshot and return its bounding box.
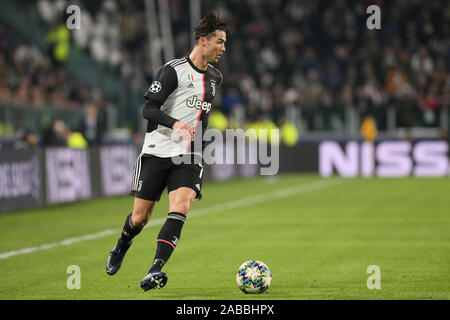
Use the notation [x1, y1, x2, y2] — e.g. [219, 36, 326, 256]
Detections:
[236, 260, 272, 294]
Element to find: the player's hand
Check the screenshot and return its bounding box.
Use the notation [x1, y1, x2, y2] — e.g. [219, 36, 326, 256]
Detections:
[172, 121, 194, 141]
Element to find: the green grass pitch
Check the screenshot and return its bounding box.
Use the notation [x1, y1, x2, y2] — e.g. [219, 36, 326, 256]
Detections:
[0, 174, 449, 300]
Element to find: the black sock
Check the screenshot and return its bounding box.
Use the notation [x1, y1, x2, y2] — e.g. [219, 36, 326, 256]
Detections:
[118, 213, 143, 247]
[149, 212, 186, 273]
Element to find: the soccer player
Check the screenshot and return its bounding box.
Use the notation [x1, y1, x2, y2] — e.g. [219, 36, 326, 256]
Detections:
[106, 13, 228, 292]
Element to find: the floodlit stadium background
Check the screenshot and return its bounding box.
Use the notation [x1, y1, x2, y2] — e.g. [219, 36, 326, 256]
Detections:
[0, 0, 449, 300]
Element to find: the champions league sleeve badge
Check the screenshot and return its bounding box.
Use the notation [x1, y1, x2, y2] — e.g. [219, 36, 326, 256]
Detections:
[149, 81, 162, 93]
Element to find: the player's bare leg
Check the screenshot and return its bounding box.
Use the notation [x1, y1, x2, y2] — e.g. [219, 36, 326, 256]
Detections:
[131, 197, 156, 226]
[140, 187, 196, 291]
[106, 198, 156, 275]
[168, 187, 196, 215]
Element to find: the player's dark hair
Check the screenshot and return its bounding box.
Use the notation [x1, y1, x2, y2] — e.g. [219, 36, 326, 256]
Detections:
[194, 12, 230, 41]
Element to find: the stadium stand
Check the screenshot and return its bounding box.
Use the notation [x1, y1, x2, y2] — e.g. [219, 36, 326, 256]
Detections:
[0, 0, 448, 149]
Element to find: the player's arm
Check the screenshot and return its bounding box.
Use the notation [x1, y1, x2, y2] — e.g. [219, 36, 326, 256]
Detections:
[143, 100, 193, 141]
[142, 99, 178, 129]
[142, 64, 193, 141]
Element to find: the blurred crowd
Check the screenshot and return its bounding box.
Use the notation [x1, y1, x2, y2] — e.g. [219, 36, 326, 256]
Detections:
[0, 23, 108, 149]
[1, 0, 449, 150]
[0, 25, 76, 109]
[47, 0, 446, 131]
[6, 101, 106, 150]
[0, 24, 112, 110]
[206, 0, 449, 130]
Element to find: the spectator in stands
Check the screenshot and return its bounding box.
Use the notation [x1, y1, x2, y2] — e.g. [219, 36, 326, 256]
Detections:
[42, 120, 69, 146]
[13, 129, 39, 150]
[46, 18, 70, 65]
[77, 102, 106, 145]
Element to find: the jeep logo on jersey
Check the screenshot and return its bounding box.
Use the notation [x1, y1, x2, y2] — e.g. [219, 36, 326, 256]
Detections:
[186, 96, 211, 113]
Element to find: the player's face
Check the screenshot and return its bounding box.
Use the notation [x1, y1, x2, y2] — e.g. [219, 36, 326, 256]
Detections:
[204, 30, 226, 63]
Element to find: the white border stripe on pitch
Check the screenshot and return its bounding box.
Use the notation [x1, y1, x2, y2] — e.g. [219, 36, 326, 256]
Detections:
[0, 179, 341, 260]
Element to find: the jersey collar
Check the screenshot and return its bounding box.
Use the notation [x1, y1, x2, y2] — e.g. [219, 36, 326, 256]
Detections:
[186, 56, 207, 74]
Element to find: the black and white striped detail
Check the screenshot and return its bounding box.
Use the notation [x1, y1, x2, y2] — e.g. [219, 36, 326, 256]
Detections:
[169, 57, 187, 68]
[132, 153, 143, 191]
[167, 212, 186, 223]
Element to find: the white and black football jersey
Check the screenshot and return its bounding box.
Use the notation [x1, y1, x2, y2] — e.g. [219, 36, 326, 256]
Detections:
[141, 56, 223, 158]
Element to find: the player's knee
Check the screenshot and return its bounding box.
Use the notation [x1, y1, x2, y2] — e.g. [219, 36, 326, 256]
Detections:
[131, 212, 148, 227]
[132, 206, 153, 226]
[170, 199, 191, 215]
[132, 199, 155, 226]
